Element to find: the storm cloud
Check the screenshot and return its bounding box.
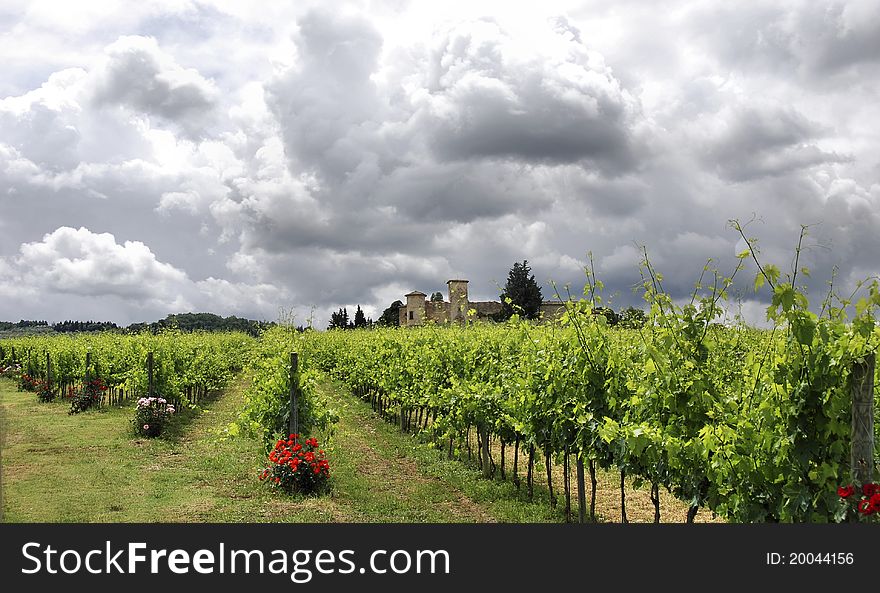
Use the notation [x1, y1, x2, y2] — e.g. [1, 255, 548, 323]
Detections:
[1, 1, 878, 327]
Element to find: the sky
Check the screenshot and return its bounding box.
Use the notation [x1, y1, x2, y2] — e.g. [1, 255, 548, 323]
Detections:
[1, 0, 879, 327]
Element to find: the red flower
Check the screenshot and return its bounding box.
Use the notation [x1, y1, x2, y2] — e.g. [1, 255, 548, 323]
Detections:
[857, 499, 873, 515]
[838, 485, 855, 498]
[862, 483, 879, 497]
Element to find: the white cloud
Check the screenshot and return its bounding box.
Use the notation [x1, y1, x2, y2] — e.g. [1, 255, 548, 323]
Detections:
[0, 226, 285, 323]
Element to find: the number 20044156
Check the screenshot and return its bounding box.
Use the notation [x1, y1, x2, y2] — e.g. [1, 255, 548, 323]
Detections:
[766, 552, 854, 565]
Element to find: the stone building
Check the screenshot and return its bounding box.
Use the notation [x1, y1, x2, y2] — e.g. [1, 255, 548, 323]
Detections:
[398, 279, 566, 326]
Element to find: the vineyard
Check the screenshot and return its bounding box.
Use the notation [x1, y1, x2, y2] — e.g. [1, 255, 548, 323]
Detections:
[1, 331, 253, 410]
[295, 312, 878, 523]
[2, 242, 879, 523]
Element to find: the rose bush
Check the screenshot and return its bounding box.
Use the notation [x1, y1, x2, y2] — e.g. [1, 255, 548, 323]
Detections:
[69, 378, 108, 414]
[17, 372, 55, 401]
[35, 378, 54, 402]
[258, 433, 330, 495]
[133, 396, 176, 438]
[18, 373, 37, 392]
[839, 482, 880, 520]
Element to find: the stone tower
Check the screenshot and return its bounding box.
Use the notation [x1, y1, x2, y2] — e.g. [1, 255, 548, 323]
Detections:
[404, 291, 427, 326]
[447, 279, 469, 324]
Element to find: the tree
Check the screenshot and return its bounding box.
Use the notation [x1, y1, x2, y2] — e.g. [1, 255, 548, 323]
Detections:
[618, 306, 647, 329]
[498, 260, 543, 320]
[378, 300, 403, 326]
[430, 291, 444, 302]
[593, 307, 619, 326]
[328, 307, 350, 330]
[353, 305, 367, 328]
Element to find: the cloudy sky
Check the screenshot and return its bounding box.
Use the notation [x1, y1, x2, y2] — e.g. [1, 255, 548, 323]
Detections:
[1, 0, 879, 327]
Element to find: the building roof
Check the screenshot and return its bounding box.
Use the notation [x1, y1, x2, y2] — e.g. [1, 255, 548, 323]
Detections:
[446, 279, 469, 284]
[405, 290, 427, 297]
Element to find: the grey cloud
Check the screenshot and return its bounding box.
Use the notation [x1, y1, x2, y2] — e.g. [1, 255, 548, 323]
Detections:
[790, 2, 880, 76]
[234, 246, 457, 315]
[689, 3, 797, 74]
[688, 1, 880, 83]
[703, 105, 847, 181]
[423, 19, 642, 173]
[265, 9, 385, 181]
[559, 168, 648, 218]
[91, 36, 218, 139]
[375, 161, 554, 223]
[231, 194, 441, 256]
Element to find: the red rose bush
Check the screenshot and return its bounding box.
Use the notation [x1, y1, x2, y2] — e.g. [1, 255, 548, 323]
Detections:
[838, 482, 880, 520]
[258, 434, 330, 495]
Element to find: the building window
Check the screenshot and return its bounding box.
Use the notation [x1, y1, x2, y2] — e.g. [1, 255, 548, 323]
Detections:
[408, 311, 414, 320]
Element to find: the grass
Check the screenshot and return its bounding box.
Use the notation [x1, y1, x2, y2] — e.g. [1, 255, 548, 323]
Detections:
[1, 375, 720, 523]
[0, 377, 560, 523]
[320, 379, 561, 522]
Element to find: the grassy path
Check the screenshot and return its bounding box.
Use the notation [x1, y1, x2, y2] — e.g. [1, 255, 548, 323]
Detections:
[0, 377, 557, 522]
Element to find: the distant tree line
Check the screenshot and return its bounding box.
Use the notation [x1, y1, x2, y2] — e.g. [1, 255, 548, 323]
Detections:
[126, 313, 275, 336]
[1, 313, 277, 336]
[0, 320, 49, 330]
[53, 320, 119, 333]
[328, 305, 373, 330]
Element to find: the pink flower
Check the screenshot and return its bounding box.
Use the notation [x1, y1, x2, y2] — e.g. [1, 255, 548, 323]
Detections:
[143, 424, 150, 430]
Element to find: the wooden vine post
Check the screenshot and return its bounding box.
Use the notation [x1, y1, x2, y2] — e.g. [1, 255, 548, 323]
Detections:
[46, 352, 51, 394]
[576, 454, 586, 523]
[85, 351, 91, 384]
[480, 426, 491, 478]
[147, 352, 154, 399]
[851, 353, 875, 485]
[289, 352, 299, 437]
